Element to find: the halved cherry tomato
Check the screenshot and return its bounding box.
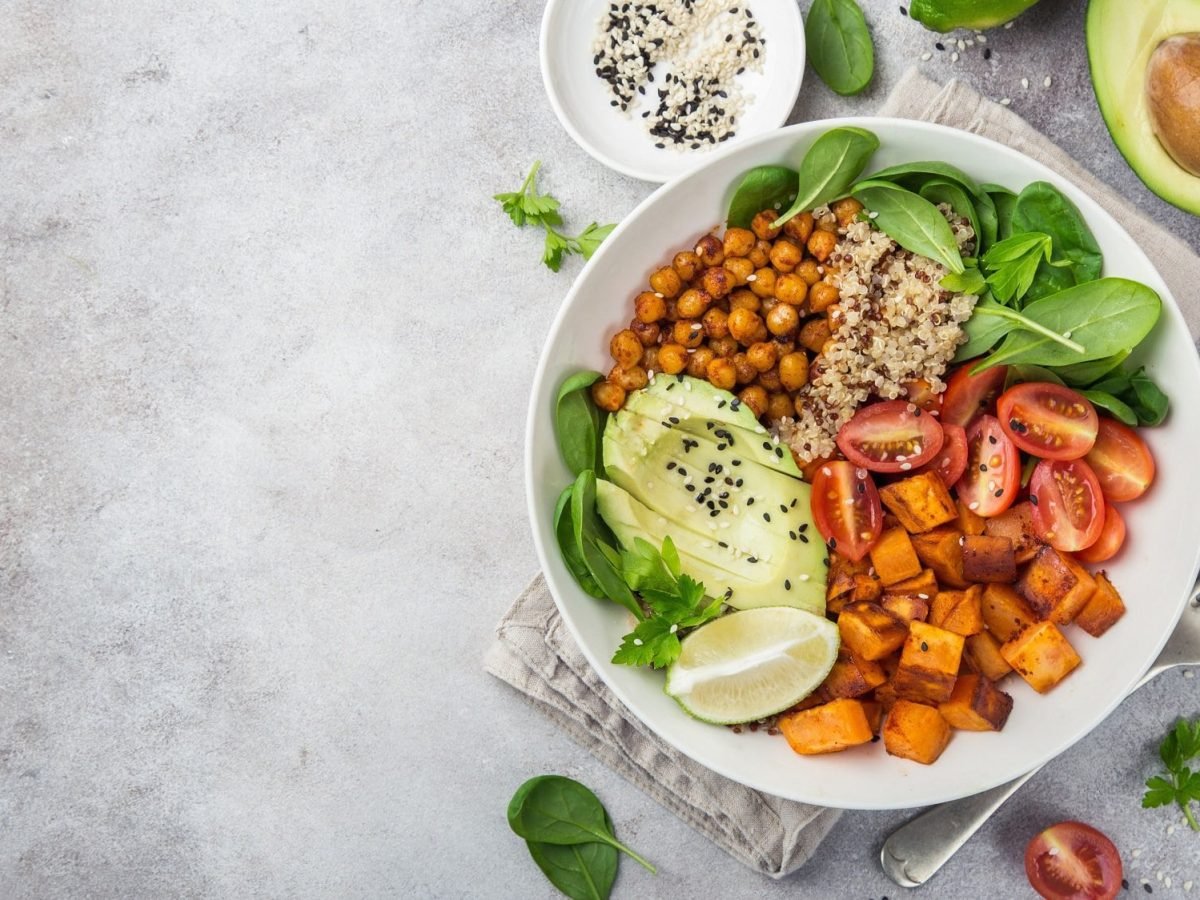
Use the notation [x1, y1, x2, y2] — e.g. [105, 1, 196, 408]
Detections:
[1084, 418, 1156, 502]
[1025, 820, 1122, 900]
[810, 461, 883, 562]
[997, 383, 1099, 460]
[902, 378, 944, 415]
[1029, 459, 1105, 552]
[1075, 504, 1126, 563]
[955, 415, 1020, 517]
[835, 400, 944, 473]
[918, 423, 967, 487]
[941, 362, 1008, 428]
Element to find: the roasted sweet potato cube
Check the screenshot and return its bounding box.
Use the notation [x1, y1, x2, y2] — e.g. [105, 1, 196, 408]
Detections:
[873, 681, 899, 711]
[956, 498, 987, 536]
[779, 698, 874, 755]
[883, 699, 952, 765]
[938, 674, 1014, 732]
[882, 593, 930, 624]
[885, 568, 939, 598]
[1074, 572, 1127, 637]
[827, 553, 871, 605]
[851, 574, 883, 603]
[893, 621, 965, 704]
[981, 583, 1038, 642]
[879, 651, 902, 678]
[838, 602, 910, 661]
[963, 631, 1013, 682]
[1001, 621, 1081, 693]
[860, 700, 884, 735]
[1018, 546, 1097, 624]
[912, 528, 969, 589]
[985, 502, 1042, 563]
[870, 527, 923, 586]
[818, 652, 888, 699]
[961, 535, 1017, 583]
[929, 585, 984, 636]
[879, 471, 959, 533]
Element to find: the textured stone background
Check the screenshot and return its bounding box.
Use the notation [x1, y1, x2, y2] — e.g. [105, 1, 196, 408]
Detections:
[1, 0, 1198, 897]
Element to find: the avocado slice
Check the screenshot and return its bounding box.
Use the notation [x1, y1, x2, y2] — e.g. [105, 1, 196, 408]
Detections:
[909, 0, 1040, 32]
[1087, 0, 1200, 215]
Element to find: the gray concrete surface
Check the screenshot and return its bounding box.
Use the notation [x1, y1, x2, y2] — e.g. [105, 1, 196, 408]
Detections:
[1, 0, 1198, 896]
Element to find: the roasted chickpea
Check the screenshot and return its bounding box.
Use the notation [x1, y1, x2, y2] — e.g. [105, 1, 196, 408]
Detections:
[702, 306, 730, 339]
[700, 266, 732, 299]
[728, 289, 761, 312]
[746, 341, 778, 372]
[766, 302, 800, 337]
[767, 391, 794, 421]
[775, 272, 809, 306]
[799, 317, 833, 353]
[634, 290, 666, 323]
[609, 364, 648, 391]
[610, 329, 643, 368]
[724, 257, 754, 286]
[673, 318, 705, 349]
[723, 227, 756, 258]
[675, 288, 712, 319]
[649, 266, 682, 298]
[706, 357, 737, 391]
[687, 346, 716, 379]
[672, 250, 701, 282]
[772, 338, 796, 356]
[738, 384, 769, 418]
[794, 394, 809, 418]
[732, 353, 757, 385]
[694, 234, 724, 267]
[748, 239, 772, 268]
[759, 367, 783, 392]
[748, 267, 776, 299]
[630, 319, 660, 346]
[727, 307, 765, 345]
[641, 344, 660, 372]
[779, 351, 810, 391]
[663, 298, 679, 322]
[815, 211, 838, 232]
[591, 380, 626, 412]
[796, 259, 822, 286]
[709, 335, 738, 358]
[783, 211, 814, 245]
[806, 229, 837, 263]
[808, 281, 840, 313]
[832, 197, 864, 228]
[751, 209, 780, 241]
[769, 239, 803, 273]
[657, 342, 688, 375]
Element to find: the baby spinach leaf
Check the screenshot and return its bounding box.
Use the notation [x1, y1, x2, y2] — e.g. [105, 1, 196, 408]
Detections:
[805, 0, 875, 96]
[941, 267, 986, 295]
[726, 165, 798, 229]
[1011, 181, 1103, 299]
[851, 180, 964, 273]
[555, 485, 605, 599]
[864, 160, 983, 197]
[1005, 365, 1065, 388]
[1128, 369, 1170, 425]
[1056, 350, 1131, 387]
[953, 299, 1019, 361]
[1079, 389, 1139, 426]
[775, 127, 879, 228]
[985, 186, 1017, 242]
[526, 837, 617, 900]
[556, 372, 604, 477]
[919, 179, 981, 253]
[571, 471, 642, 619]
[975, 190, 999, 253]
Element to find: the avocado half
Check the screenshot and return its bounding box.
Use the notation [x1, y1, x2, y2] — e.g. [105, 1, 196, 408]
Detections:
[1087, 0, 1200, 215]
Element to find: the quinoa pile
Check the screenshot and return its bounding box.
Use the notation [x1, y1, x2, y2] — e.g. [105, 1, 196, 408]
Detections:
[777, 205, 979, 462]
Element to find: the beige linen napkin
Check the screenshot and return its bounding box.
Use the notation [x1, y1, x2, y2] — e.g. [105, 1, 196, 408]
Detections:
[485, 69, 1200, 880]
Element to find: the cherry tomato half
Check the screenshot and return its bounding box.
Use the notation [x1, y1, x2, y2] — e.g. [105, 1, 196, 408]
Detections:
[941, 362, 1008, 428]
[1029, 459, 1106, 552]
[810, 461, 883, 562]
[1075, 504, 1126, 564]
[997, 382, 1099, 460]
[918, 423, 967, 487]
[835, 400, 944, 473]
[955, 415, 1020, 517]
[1084, 418, 1156, 502]
[1025, 820, 1122, 900]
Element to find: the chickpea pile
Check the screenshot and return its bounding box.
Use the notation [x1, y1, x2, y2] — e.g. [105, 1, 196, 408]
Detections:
[592, 197, 865, 422]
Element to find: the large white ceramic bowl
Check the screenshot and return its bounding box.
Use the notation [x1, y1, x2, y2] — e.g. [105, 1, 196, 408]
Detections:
[525, 117, 1200, 809]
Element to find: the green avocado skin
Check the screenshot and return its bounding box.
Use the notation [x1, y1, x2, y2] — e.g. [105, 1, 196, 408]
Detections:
[910, 0, 1041, 32]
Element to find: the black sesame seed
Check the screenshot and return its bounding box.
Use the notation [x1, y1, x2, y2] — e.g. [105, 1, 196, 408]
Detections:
[677, 467, 687, 477]
[747, 498, 755, 506]
[763, 513, 771, 522]
[718, 541, 729, 548]
[775, 446, 784, 458]
[686, 484, 696, 492]
[921, 641, 929, 651]
[710, 508, 720, 517]
[799, 534, 809, 543]
[790, 498, 797, 508]
[988, 435, 997, 444]
[719, 500, 728, 509]
[1144, 886, 1152, 894]
[828, 537, 837, 549]
[994, 489, 1004, 497]
[900, 5, 907, 15]
[706, 421, 714, 430]
[784, 579, 791, 590]
[669, 416, 680, 424]
[1122, 880, 1129, 891]
[1030, 494, 1039, 506]
[984, 47, 992, 60]
[747, 556, 757, 563]
[732, 459, 742, 466]
[735, 479, 743, 487]
[780, 504, 788, 514]
[799, 524, 808, 532]
[789, 531, 797, 540]
[666, 461, 676, 470]
[717, 443, 727, 451]
[935, 42, 945, 51]
[979, 463, 988, 471]
[762, 441, 771, 451]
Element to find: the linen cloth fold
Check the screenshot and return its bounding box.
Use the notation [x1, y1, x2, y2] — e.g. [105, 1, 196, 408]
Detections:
[485, 69, 1200, 880]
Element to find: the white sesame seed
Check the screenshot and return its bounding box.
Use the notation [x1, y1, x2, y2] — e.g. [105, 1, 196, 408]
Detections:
[669, 624, 678, 634]
[969, 501, 980, 510]
[921, 52, 932, 61]
[1004, 20, 1014, 27]
[957, 39, 966, 51]
[1000, 97, 1012, 106]
[1134, 849, 1143, 858]
[1184, 880, 1193, 891]
[1186, 670, 1195, 678]
[654, 292, 664, 298]
[900, 462, 912, 470]
[1169, 824, 1177, 834]
[1044, 75, 1052, 88]
[799, 573, 810, 581]
[1167, 877, 1173, 888]
[977, 34, 987, 43]
[951, 51, 960, 62]
[746, 274, 758, 282]
[1021, 77, 1029, 90]
[633, 638, 643, 646]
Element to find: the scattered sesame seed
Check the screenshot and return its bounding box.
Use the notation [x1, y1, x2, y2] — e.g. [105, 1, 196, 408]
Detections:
[1021, 77, 1030, 90]
[1000, 98, 1012, 106]
[951, 51, 960, 62]
[921, 52, 932, 61]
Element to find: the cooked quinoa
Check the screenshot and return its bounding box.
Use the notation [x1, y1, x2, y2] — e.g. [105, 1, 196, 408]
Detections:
[776, 205, 979, 462]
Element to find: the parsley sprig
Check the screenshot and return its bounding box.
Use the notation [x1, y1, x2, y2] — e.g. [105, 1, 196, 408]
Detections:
[611, 536, 724, 670]
[982, 232, 1073, 305]
[1142, 717, 1200, 831]
[494, 161, 616, 272]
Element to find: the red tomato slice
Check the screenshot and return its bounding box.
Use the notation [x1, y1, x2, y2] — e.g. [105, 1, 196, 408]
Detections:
[810, 461, 883, 562]
[997, 382, 1099, 460]
[941, 362, 1008, 428]
[1084, 418, 1156, 502]
[1029, 459, 1106, 552]
[955, 415, 1020, 517]
[1075, 504, 1126, 564]
[902, 378, 944, 415]
[835, 400, 944, 473]
[918, 423, 967, 487]
[1025, 821, 1122, 900]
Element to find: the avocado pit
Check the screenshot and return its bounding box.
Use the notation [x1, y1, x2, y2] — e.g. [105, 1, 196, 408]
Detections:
[1146, 33, 1200, 177]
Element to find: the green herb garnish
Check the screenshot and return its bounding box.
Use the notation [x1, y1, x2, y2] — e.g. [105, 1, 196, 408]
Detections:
[496, 162, 615, 272]
[981, 232, 1072, 306]
[1142, 718, 1200, 831]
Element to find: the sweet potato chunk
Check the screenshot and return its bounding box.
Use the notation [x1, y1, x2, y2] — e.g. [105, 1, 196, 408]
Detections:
[929, 585, 984, 637]
[826, 553, 871, 606]
[961, 535, 1017, 583]
[879, 471, 958, 533]
[870, 527, 923, 586]
[819, 652, 888, 699]
[882, 593, 930, 624]
[984, 502, 1042, 563]
[851, 574, 883, 603]
[1074, 572, 1127, 638]
[893, 621, 965, 704]
[883, 699, 952, 765]
[838, 602, 910, 661]
[779, 698, 874, 755]
[956, 498, 987, 536]
[873, 681, 899, 711]
[981, 583, 1038, 642]
[912, 527, 969, 589]
[938, 674, 1013, 732]
[884, 568, 938, 600]
[1001, 621, 1081, 693]
[1018, 546, 1096, 624]
[860, 700, 884, 735]
[963, 631, 1013, 682]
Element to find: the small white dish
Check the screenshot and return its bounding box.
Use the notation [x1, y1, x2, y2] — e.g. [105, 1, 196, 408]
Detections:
[540, 0, 806, 183]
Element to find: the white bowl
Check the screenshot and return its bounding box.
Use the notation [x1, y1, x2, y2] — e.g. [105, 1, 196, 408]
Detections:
[539, 0, 805, 183]
[525, 117, 1200, 809]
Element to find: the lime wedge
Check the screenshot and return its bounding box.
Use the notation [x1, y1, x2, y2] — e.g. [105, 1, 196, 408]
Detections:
[665, 607, 840, 725]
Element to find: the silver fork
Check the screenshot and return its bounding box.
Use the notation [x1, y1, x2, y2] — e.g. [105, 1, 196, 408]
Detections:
[880, 575, 1200, 888]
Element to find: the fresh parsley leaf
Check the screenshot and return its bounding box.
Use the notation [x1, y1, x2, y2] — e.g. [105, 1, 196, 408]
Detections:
[983, 233, 1052, 305]
[1142, 717, 1200, 831]
[542, 228, 572, 273]
[611, 617, 679, 668]
[575, 222, 615, 260]
[495, 162, 615, 271]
